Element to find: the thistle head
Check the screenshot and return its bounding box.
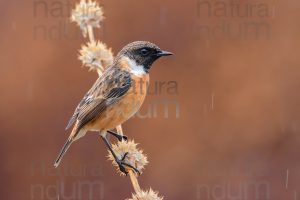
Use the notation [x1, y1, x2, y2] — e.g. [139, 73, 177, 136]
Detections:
[79, 41, 113, 75]
[71, 0, 104, 37]
[127, 189, 164, 200]
[108, 140, 148, 176]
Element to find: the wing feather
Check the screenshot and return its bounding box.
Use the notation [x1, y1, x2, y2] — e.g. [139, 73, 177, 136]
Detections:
[65, 66, 132, 131]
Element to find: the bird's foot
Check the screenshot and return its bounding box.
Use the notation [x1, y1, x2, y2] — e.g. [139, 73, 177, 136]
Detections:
[121, 135, 128, 141]
[117, 152, 140, 176]
[115, 135, 128, 142]
[107, 130, 128, 142]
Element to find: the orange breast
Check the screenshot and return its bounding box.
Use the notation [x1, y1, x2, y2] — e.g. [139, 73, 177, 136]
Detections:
[88, 74, 149, 130]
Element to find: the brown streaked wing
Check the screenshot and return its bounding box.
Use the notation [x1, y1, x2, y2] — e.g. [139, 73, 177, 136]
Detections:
[65, 66, 132, 131]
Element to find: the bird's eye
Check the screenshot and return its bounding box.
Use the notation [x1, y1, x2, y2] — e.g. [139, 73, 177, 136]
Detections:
[140, 48, 150, 56]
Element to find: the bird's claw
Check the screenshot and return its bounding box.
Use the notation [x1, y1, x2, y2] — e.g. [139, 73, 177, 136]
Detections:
[120, 135, 128, 142]
[117, 161, 128, 176]
[107, 130, 128, 142]
[117, 152, 140, 176]
[121, 152, 129, 161]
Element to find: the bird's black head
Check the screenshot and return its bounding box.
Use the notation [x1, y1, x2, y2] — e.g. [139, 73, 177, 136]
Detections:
[117, 41, 173, 73]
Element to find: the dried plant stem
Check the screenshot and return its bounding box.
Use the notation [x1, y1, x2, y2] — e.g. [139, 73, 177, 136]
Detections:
[86, 24, 104, 76]
[87, 25, 95, 43]
[129, 170, 141, 193]
[116, 125, 124, 136]
[116, 125, 142, 194]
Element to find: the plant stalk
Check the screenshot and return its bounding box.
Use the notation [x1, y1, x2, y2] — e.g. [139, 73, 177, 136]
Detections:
[129, 170, 141, 194]
[116, 125, 142, 194]
[87, 25, 95, 43]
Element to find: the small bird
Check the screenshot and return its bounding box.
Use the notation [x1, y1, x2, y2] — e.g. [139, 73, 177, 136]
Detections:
[54, 41, 173, 174]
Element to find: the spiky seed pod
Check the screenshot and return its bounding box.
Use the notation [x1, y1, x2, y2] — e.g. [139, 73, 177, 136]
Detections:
[71, 0, 104, 37]
[127, 189, 164, 200]
[79, 41, 113, 75]
[108, 140, 148, 176]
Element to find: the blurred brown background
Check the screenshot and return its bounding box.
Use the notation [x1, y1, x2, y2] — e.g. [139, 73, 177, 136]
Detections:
[0, 0, 300, 199]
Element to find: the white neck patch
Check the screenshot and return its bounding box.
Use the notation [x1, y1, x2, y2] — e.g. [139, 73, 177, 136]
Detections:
[124, 56, 146, 76]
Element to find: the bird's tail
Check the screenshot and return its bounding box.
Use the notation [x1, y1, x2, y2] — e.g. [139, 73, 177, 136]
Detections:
[54, 124, 84, 168]
[54, 137, 73, 168]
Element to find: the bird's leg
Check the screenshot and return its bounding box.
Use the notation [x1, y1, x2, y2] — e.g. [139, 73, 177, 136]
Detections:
[107, 130, 128, 141]
[100, 135, 140, 175]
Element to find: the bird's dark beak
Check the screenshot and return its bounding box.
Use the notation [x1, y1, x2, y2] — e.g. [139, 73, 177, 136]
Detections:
[156, 50, 173, 57]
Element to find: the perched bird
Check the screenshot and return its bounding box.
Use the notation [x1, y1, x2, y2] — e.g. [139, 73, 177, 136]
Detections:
[54, 41, 173, 174]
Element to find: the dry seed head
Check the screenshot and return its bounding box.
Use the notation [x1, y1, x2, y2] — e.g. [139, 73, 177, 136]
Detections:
[79, 41, 113, 74]
[108, 140, 148, 176]
[71, 0, 104, 37]
[128, 189, 164, 200]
